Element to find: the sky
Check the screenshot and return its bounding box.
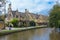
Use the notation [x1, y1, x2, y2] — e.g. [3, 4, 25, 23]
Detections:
[6, 0, 60, 15]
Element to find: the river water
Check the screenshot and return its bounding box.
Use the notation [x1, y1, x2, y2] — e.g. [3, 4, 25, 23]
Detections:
[0, 28, 60, 40]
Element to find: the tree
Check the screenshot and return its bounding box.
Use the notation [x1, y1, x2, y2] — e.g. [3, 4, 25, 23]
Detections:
[49, 4, 60, 28]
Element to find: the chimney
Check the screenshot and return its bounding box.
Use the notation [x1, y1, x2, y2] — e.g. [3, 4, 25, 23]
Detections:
[25, 9, 27, 12]
[9, 3, 11, 8]
[25, 9, 29, 13]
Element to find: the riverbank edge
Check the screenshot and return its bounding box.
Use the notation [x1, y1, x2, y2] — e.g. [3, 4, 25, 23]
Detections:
[0, 26, 47, 36]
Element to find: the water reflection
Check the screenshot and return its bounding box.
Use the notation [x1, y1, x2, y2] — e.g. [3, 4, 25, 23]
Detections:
[0, 36, 7, 40]
[7, 29, 35, 40]
[50, 28, 60, 40]
[0, 28, 60, 40]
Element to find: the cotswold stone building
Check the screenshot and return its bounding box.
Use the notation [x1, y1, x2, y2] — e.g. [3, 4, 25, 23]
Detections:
[5, 4, 48, 26]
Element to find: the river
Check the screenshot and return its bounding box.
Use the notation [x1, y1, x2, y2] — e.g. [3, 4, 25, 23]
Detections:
[0, 28, 60, 40]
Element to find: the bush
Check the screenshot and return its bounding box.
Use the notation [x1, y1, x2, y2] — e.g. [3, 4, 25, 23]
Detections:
[10, 18, 19, 27]
[29, 21, 36, 26]
[58, 20, 60, 28]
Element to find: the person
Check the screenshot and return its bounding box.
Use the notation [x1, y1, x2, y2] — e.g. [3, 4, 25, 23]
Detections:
[9, 25, 12, 30]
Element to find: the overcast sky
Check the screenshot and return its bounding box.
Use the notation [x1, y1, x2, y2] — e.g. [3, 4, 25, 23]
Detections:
[6, 0, 60, 15]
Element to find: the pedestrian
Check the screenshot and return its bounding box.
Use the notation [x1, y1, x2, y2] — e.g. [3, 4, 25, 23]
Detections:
[9, 25, 12, 30]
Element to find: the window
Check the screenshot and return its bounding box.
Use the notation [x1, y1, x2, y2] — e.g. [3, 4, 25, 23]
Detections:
[16, 15, 18, 18]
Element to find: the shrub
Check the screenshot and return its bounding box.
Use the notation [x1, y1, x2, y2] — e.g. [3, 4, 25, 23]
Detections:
[29, 21, 36, 26]
[10, 18, 19, 27]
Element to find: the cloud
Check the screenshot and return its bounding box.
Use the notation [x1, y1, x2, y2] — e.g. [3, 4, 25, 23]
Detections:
[6, 0, 60, 15]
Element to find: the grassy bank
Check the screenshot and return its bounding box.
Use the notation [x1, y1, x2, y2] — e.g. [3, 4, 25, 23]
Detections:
[0, 26, 47, 36]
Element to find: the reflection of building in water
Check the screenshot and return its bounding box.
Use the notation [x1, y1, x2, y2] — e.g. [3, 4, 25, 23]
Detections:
[5, 3, 48, 26]
[0, 35, 8, 40]
[7, 30, 35, 40]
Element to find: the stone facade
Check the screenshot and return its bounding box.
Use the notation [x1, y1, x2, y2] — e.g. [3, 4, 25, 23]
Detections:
[5, 4, 48, 25]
